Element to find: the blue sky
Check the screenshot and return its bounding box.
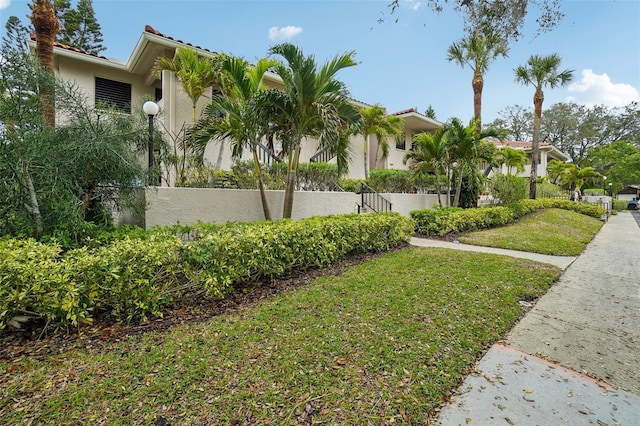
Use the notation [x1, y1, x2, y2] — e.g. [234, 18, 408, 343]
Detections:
[1, 0, 639, 123]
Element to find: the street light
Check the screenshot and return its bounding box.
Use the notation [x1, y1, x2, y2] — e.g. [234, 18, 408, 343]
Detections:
[608, 182, 613, 197]
[603, 176, 607, 194]
[143, 101, 160, 185]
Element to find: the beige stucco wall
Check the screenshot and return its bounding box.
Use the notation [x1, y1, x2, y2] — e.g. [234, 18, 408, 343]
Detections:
[141, 187, 438, 228]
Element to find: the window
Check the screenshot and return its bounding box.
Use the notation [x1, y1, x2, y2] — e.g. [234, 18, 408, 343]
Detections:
[396, 134, 406, 150]
[95, 77, 132, 114]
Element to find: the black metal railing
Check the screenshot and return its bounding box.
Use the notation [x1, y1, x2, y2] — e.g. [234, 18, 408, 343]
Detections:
[358, 183, 392, 213]
[256, 142, 282, 165]
[309, 147, 335, 163]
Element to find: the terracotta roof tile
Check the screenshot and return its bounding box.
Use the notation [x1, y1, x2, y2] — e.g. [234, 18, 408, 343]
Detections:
[30, 33, 108, 59]
[144, 25, 216, 54]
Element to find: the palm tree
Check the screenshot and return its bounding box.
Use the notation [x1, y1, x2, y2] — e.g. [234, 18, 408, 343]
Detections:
[560, 164, 601, 192]
[356, 104, 404, 178]
[547, 159, 569, 185]
[189, 56, 277, 220]
[515, 54, 573, 198]
[446, 118, 499, 207]
[497, 145, 527, 175]
[264, 43, 362, 219]
[30, 0, 59, 127]
[153, 47, 229, 179]
[404, 126, 449, 206]
[153, 47, 227, 123]
[447, 30, 508, 128]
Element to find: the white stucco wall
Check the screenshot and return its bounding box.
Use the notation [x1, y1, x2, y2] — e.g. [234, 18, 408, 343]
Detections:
[141, 188, 439, 228]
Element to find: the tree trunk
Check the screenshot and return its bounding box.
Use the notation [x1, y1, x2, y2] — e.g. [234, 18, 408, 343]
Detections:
[31, 0, 59, 128]
[22, 163, 44, 238]
[530, 89, 544, 199]
[363, 135, 369, 179]
[215, 139, 225, 170]
[282, 145, 301, 219]
[252, 148, 271, 221]
[472, 71, 483, 130]
[453, 166, 464, 207]
[434, 173, 443, 207]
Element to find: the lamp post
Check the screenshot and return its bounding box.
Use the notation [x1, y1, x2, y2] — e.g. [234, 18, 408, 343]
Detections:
[603, 176, 607, 195]
[608, 182, 612, 197]
[143, 101, 159, 185]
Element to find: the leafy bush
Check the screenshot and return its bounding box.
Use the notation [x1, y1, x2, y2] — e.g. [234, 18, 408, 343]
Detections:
[411, 198, 605, 237]
[338, 178, 365, 193]
[0, 213, 413, 330]
[491, 175, 528, 205]
[368, 169, 415, 193]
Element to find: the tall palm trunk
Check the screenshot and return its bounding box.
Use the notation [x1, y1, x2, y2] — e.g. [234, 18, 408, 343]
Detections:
[434, 172, 443, 207]
[252, 147, 271, 220]
[31, 0, 59, 128]
[363, 134, 369, 179]
[530, 88, 544, 199]
[472, 71, 483, 131]
[283, 144, 302, 219]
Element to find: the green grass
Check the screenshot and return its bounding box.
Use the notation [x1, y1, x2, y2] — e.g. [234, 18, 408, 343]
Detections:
[0, 248, 561, 425]
[458, 208, 603, 256]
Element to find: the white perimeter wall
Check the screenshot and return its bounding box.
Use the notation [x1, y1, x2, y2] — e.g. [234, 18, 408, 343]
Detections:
[140, 188, 439, 228]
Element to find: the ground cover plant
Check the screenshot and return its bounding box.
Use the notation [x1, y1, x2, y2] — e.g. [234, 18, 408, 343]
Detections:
[457, 208, 603, 255]
[0, 247, 561, 425]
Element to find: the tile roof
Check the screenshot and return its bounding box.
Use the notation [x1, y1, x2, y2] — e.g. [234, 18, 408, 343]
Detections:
[144, 25, 217, 54]
[30, 33, 108, 59]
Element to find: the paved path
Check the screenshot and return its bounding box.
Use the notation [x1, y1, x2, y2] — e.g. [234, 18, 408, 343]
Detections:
[411, 212, 640, 425]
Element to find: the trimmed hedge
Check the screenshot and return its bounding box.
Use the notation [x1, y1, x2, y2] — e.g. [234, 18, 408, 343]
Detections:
[411, 199, 606, 237]
[0, 213, 413, 330]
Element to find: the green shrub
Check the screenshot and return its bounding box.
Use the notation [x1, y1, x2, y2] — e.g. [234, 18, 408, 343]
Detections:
[613, 199, 628, 211]
[368, 169, 414, 193]
[338, 178, 365, 193]
[411, 198, 605, 237]
[491, 175, 528, 205]
[0, 213, 413, 330]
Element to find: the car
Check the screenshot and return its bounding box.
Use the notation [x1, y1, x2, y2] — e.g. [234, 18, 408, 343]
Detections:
[628, 199, 639, 210]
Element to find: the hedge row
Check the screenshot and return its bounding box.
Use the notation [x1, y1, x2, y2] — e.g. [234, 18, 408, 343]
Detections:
[0, 213, 414, 330]
[410, 199, 606, 237]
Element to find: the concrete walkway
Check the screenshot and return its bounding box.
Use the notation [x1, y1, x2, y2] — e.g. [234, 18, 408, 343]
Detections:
[411, 212, 640, 425]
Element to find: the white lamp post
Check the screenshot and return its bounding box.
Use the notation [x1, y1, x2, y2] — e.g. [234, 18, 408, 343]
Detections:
[143, 101, 160, 185]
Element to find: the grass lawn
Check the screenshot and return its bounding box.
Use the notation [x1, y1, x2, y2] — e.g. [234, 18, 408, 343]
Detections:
[458, 208, 604, 256]
[0, 248, 561, 425]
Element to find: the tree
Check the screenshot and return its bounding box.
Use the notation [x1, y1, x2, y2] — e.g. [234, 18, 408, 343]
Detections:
[404, 126, 449, 206]
[30, 0, 59, 128]
[356, 104, 404, 179]
[389, 0, 564, 44]
[263, 43, 362, 219]
[0, 47, 146, 239]
[585, 141, 640, 190]
[424, 105, 437, 120]
[496, 146, 527, 175]
[447, 29, 508, 127]
[487, 104, 533, 141]
[514, 53, 573, 199]
[2, 16, 30, 51]
[189, 56, 278, 220]
[446, 118, 499, 206]
[558, 164, 601, 191]
[54, 0, 105, 54]
[153, 47, 229, 181]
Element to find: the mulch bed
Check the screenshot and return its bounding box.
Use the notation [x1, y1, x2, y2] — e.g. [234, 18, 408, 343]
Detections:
[0, 247, 406, 362]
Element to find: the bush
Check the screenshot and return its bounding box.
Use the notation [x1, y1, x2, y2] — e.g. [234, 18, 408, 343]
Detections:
[0, 213, 414, 330]
[491, 175, 528, 205]
[411, 198, 605, 237]
[368, 169, 414, 193]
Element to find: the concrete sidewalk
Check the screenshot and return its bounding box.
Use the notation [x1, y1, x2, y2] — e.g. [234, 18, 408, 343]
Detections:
[411, 212, 640, 425]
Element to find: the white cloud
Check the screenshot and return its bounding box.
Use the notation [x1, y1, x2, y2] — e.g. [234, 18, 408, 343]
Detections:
[268, 26, 303, 42]
[405, 1, 422, 11]
[567, 69, 640, 107]
[0, 0, 11, 11]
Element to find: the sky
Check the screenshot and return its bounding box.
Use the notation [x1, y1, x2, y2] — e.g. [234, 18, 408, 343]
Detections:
[1, 0, 639, 124]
